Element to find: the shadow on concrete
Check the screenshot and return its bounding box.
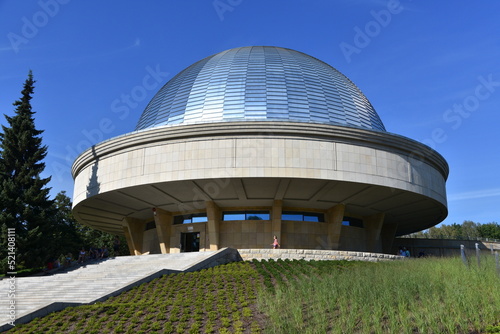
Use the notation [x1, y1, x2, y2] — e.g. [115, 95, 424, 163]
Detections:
[35, 257, 117, 277]
[86, 145, 100, 198]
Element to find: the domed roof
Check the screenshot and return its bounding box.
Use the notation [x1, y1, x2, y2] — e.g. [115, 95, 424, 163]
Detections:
[135, 46, 386, 131]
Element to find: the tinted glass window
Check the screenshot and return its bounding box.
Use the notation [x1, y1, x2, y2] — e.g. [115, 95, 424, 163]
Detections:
[342, 216, 364, 228]
[174, 214, 207, 225]
[222, 211, 270, 221]
[282, 211, 324, 222]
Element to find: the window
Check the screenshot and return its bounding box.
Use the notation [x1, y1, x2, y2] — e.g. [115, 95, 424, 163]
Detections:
[174, 213, 208, 225]
[222, 211, 270, 221]
[145, 221, 156, 230]
[342, 216, 364, 228]
[282, 211, 324, 222]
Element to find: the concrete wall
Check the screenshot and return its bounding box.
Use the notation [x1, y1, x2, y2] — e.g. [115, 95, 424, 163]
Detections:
[237, 249, 402, 262]
[142, 229, 161, 254]
[281, 221, 326, 249]
[219, 220, 271, 249]
[73, 123, 447, 208]
[141, 224, 500, 258]
[339, 225, 368, 252]
[164, 221, 331, 251]
[393, 238, 500, 257]
[142, 221, 389, 254]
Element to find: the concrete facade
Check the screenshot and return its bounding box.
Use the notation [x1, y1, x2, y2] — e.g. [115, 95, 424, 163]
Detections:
[72, 122, 448, 255]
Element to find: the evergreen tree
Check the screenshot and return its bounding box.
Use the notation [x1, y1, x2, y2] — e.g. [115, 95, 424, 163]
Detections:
[47, 191, 84, 261]
[0, 71, 54, 271]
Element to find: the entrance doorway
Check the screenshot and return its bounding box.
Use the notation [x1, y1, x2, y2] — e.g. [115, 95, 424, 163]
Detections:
[181, 232, 200, 252]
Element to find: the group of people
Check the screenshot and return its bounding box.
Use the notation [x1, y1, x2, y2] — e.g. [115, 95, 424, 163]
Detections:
[398, 246, 411, 257]
[44, 236, 122, 272]
[73, 236, 121, 265]
[45, 258, 61, 270]
[44, 255, 70, 272]
[77, 246, 110, 264]
[398, 246, 428, 258]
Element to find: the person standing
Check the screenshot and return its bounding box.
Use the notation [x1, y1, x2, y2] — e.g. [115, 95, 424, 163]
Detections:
[404, 247, 410, 257]
[272, 235, 280, 249]
[77, 248, 86, 264]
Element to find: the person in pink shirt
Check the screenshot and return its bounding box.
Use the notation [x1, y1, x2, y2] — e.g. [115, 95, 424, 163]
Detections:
[272, 235, 280, 249]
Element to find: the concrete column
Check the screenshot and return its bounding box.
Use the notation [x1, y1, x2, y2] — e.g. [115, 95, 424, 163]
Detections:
[169, 224, 180, 254]
[271, 200, 282, 245]
[153, 208, 172, 254]
[364, 212, 385, 253]
[122, 217, 146, 255]
[326, 204, 345, 249]
[122, 226, 135, 256]
[206, 201, 220, 251]
[380, 223, 398, 254]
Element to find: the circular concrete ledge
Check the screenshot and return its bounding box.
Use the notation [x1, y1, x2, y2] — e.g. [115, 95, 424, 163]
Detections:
[72, 121, 448, 179]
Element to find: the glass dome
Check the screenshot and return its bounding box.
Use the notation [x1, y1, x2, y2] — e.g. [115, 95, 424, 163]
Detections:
[135, 46, 386, 132]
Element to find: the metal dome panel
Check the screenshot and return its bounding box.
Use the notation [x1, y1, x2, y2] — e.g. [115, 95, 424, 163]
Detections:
[135, 46, 386, 131]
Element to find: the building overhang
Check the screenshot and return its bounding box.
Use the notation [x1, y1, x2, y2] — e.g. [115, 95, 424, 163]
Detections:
[72, 121, 448, 236]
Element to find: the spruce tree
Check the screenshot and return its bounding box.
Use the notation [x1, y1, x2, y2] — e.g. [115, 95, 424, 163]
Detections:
[0, 71, 54, 271]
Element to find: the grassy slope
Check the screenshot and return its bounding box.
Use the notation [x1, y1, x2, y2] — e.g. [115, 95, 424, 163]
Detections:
[5, 256, 500, 334]
[258, 256, 500, 334]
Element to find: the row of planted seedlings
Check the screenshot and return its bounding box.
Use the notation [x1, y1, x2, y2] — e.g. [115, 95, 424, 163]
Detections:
[9, 261, 264, 334]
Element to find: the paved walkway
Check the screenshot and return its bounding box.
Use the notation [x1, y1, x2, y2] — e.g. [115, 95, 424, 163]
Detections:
[0, 249, 239, 331]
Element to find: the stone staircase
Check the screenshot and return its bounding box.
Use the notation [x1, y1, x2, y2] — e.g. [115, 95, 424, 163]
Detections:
[0, 248, 241, 332]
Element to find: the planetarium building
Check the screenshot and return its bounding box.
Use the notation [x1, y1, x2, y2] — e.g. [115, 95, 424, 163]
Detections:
[72, 46, 448, 255]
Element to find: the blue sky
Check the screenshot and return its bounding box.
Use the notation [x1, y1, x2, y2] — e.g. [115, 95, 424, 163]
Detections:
[1, 1, 499, 227]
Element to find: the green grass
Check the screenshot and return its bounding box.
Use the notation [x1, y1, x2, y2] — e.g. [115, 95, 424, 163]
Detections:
[6, 256, 500, 333]
[258, 256, 500, 334]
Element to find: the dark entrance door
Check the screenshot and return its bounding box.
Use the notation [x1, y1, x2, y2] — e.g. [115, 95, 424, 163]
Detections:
[181, 232, 200, 252]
